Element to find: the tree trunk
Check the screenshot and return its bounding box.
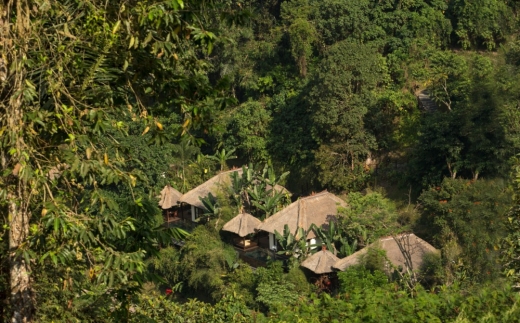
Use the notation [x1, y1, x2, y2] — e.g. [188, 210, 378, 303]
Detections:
[1, 1, 34, 321]
[6, 95, 34, 323]
[8, 190, 33, 323]
[446, 160, 457, 179]
[6, 62, 34, 323]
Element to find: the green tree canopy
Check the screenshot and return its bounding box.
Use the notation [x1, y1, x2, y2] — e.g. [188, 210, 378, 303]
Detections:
[310, 40, 385, 191]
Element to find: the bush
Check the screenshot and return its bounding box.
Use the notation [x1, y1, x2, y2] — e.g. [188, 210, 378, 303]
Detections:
[177, 225, 238, 301]
[359, 247, 388, 273]
[226, 265, 256, 307]
[267, 272, 520, 323]
[420, 252, 444, 287]
[129, 292, 252, 323]
[338, 266, 390, 294]
[417, 178, 511, 283]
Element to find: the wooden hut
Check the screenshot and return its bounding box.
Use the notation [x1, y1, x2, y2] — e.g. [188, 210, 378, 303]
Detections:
[301, 246, 340, 274]
[222, 212, 262, 250]
[159, 185, 182, 224]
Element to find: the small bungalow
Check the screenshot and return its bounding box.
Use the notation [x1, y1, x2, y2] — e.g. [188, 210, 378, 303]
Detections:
[301, 246, 340, 292]
[301, 246, 340, 275]
[222, 212, 262, 250]
[333, 233, 437, 273]
[256, 191, 347, 250]
[158, 185, 183, 224]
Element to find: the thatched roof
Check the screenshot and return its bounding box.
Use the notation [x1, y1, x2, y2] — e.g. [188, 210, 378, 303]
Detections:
[222, 212, 262, 237]
[179, 169, 242, 209]
[301, 247, 340, 274]
[333, 233, 438, 272]
[159, 185, 182, 209]
[179, 168, 289, 210]
[257, 191, 347, 240]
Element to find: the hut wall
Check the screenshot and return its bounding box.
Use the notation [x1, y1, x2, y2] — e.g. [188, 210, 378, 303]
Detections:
[307, 238, 322, 250]
[190, 205, 203, 222]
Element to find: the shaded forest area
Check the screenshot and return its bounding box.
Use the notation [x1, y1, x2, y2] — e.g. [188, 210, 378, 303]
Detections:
[2, 0, 520, 322]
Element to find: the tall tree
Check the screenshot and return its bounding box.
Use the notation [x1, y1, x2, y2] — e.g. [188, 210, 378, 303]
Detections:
[410, 53, 511, 187]
[0, 0, 237, 321]
[417, 178, 511, 283]
[310, 40, 385, 191]
[1, 1, 33, 320]
[447, 0, 513, 49]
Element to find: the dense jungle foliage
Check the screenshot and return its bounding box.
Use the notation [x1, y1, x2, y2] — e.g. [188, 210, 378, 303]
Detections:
[2, 0, 520, 322]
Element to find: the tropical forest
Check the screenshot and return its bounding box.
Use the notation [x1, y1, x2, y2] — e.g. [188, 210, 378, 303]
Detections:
[3, 0, 520, 322]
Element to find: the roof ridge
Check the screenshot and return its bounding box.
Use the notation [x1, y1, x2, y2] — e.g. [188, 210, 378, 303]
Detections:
[378, 233, 417, 241]
[301, 190, 330, 200]
[216, 168, 243, 175]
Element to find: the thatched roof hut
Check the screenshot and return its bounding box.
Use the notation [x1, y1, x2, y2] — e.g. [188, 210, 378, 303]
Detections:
[257, 191, 347, 240]
[179, 169, 242, 209]
[159, 185, 182, 209]
[333, 233, 437, 272]
[222, 212, 262, 237]
[301, 247, 340, 274]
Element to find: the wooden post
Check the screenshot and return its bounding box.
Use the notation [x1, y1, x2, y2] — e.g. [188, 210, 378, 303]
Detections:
[191, 205, 196, 222]
[269, 233, 275, 250]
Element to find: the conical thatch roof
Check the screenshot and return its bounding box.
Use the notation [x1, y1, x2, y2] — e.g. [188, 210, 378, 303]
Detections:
[257, 191, 347, 240]
[301, 247, 340, 274]
[159, 185, 182, 209]
[222, 212, 262, 237]
[179, 169, 242, 209]
[333, 233, 438, 272]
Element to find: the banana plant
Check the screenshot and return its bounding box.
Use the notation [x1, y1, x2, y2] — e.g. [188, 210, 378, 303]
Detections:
[247, 179, 268, 201]
[274, 225, 295, 253]
[198, 193, 220, 222]
[240, 163, 256, 186]
[227, 164, 256, 209]
[310, 222, 360, 257]
[261, 164, 289, 195]
[310, 222, 341, 254]
[274, 224, 309, 259]
[338, 238, 358, 257]
[251, 189, 287, 219]
[228, 171, 244, 206]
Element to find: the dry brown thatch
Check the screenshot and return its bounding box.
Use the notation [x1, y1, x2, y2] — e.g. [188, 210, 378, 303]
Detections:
[333, 233, 438, 272]
[179, 168, 289, 210]
[257, 191, 347, 240]
[301, 247, 340, 274]
[222, 212, 262, 237]
[179, 169, 242, 209]
[159, 185, 182, 209]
